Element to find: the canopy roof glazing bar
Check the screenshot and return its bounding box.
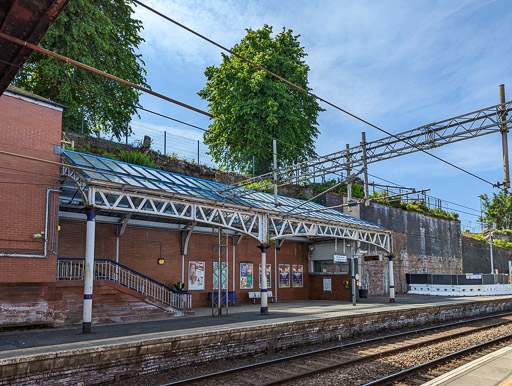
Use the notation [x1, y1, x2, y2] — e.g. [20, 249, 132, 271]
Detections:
[60, 150, 391, 251]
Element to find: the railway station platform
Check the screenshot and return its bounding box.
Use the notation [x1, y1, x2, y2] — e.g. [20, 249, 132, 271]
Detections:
[1, 294, 512, 385]
[426, 344, 512, 386]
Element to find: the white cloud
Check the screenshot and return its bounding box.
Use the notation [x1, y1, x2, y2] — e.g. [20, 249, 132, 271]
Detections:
[130, 0, 512, 223]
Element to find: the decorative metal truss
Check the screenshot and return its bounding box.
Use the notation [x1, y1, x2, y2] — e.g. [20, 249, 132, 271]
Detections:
[223, 100, 512, 196]
[61, 171, 391, 252]
[268, 217, 390, 251]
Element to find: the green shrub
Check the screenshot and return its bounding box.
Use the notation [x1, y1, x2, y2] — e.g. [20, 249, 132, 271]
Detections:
[370, 192, 459, 220]
[118, 150, 156, 168]
[312, 179, 364, 198]
[243, 179, 274, 193]
[101, 151, 118, 160]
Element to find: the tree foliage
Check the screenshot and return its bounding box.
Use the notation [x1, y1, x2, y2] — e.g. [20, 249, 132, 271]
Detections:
[12, 0, 148, 139]
[198, 25, 324, 174]
[479, 189, 512, 229]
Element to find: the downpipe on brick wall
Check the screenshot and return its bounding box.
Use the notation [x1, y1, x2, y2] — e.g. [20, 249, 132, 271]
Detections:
[0, 188, 60, 258]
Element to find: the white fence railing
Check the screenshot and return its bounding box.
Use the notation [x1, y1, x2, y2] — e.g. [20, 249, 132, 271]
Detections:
[56, 258, 192, 310]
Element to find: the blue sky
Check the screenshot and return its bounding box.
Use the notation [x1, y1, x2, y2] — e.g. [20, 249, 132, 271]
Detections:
[128, 0, 512, 231]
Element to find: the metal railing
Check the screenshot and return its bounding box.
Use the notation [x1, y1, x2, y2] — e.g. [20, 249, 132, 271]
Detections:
[56, 257, 192, 310]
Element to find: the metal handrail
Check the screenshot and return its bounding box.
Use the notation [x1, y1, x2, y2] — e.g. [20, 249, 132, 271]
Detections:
[56, 258, 192, 310]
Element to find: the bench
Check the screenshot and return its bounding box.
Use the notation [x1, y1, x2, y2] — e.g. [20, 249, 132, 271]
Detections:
[208, 291, 242, 306]
[248, 291, 275, 303]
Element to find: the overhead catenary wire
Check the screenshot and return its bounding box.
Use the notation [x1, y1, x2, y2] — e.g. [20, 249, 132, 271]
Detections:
[133, 0, 497, 187]
[367, 172, 482, 213]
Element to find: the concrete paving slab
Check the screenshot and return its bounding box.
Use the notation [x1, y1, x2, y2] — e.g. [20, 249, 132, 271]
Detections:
[425, 345, 512, 386]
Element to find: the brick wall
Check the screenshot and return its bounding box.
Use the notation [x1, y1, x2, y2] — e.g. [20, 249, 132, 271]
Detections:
[58, 219, 310, 307]
[4, 297, 512, 385]
[308, 274, 350, 301]
[0, 90, 63, 283]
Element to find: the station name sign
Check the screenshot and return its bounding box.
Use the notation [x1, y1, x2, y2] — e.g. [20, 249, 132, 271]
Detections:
[333, 254, 348, 263]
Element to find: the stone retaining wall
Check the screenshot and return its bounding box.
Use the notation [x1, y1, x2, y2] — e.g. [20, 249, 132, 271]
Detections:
[2, 298, 512, 385]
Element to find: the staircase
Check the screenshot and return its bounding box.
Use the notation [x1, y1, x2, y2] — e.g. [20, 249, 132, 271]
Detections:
[56, 258, 192, 311]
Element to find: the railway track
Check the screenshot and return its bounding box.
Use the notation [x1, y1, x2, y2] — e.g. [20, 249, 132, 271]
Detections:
[365, 333, 512, 385]
[160, 312, 512, 385]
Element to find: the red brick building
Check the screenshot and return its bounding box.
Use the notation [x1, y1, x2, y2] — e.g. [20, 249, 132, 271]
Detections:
[0, 89, 391, 328]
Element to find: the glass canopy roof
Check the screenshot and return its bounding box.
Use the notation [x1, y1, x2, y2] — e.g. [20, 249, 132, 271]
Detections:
[62, 150, 382, 229]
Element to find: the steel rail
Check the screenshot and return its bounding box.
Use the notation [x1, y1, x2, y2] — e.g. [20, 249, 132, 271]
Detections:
[363, 333, 512, 386]
[258, 318, 512, 386]
[161, 311, 512, 385]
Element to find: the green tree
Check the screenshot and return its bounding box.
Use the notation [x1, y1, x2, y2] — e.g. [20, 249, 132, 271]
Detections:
[198, 25, 324, 174]
[12, 0, 148, 139]
[479, 189, 512, 229]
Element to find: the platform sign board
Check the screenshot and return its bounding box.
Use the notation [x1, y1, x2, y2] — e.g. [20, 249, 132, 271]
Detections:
[213, 262, 228, 290]
[465, 274, 482, 280]
[240, 263, 253, 289]
[292, 265, 303, 288]
[279, 264, 290, 288]
[323, 277, 332, 292]
[188, 261, 205, 290]
[333, 255, 348, 263]
[259, 264, 272, 288]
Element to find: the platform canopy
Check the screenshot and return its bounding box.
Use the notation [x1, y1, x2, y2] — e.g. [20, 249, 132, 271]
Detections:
[60, 150, 391, 252]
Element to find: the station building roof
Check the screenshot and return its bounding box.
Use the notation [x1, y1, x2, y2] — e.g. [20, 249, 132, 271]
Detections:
[61, 150, 383, 231]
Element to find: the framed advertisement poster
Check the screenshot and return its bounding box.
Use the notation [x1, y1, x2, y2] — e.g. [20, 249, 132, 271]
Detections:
[240, 263, 253, 289]
[278, 264, 290, 288]
[213, 262, 228, 290]
[292, 264, 303, 288]
[323, 277, 332, 292]
[188, 261, 205, 290]
[258, 264, 271, 288]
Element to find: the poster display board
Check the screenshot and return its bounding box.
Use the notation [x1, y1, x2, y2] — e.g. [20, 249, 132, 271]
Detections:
[188, 261, 205, 290]
[279, 264, 290, 288]
[323, 277, 332, 292]
[213, 262, 228, 290]
[292, 264, 303, 288]
[240, 263, 253, 289]
[258, 264, 272, 288]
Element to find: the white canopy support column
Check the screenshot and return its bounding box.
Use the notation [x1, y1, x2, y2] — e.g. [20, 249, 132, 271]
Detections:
[258, 244, 270, 315]
[83, 208, 96, 333]
[388, 255, 395, 303]
[258, 214, 269, 315]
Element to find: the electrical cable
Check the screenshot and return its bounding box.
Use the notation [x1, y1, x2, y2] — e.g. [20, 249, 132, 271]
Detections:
[0, 162, 65, 180]
[133, 0, 498, 187]
[0, 58, 299, 164]
[0, 180, 56, 187]
[367, 172, 481, 213]
[0, 45, 317, 164]
[0, 32, 212, 118]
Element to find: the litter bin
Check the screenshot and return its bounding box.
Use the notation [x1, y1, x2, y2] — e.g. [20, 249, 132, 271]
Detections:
[359, 288, 368, 298]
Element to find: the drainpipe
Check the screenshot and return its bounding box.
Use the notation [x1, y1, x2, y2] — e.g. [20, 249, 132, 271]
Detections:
[115, 234, 120, 282]
[0, 188, 60, 258]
